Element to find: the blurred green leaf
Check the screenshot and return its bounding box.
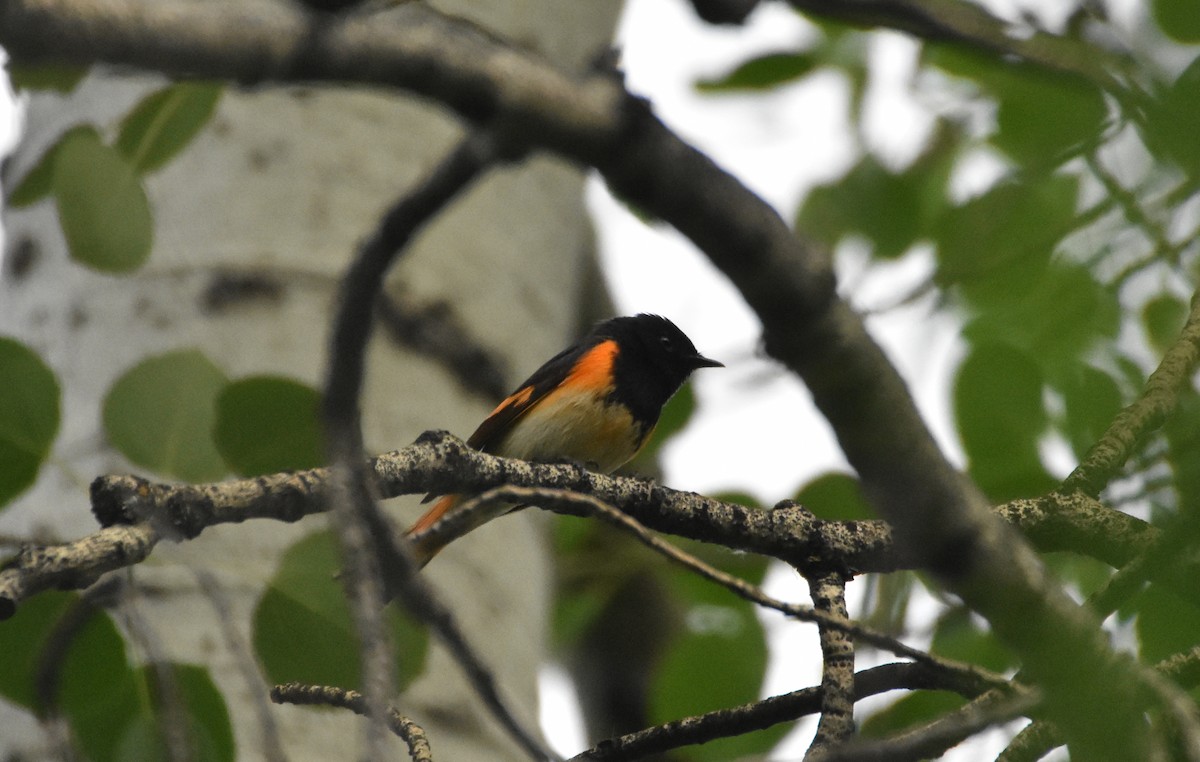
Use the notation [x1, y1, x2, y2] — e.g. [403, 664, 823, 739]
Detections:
[860, 690, 966, 738]
[935, 175, 1079, 304]
[963, 263, 1120, 372]
[650, 566, 786, 760]
[117, 83, 222, 174]
[1141, 56, 1200, 179]
[52, 126, 154, 272]
[930, 606, 1015, 674]
[1142, 294, 1189, 355]
[799, 130, 956, 259]
[111, 664, 234, 762]
[1164, 391, 1200, 514]
[794, 471, 875, 520]
[6, 64, 87, 93]
[102, 349, 229, 482]
[7, 126, 96, 208]
[253, 531, 427, 691]
[697, 52, 818, 92]
[925, 45, 1106, 167]
[0, 337, 60, 508]
[954, 343, 1055, 501]
[1056, 365, 1123, 460]
[1136, 585, 1200, 664]
[214, 376, 323, 476]
[0, 591, 76, 709]
[1152, 0, 1200, 43]
[0, 592, 142, 762]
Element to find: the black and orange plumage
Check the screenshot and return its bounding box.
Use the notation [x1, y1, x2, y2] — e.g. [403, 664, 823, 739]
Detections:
[406, 313, 722, 567]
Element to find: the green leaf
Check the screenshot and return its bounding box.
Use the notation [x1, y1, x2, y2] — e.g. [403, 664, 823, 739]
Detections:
[1141, 56, 1200, 179]
[6, 64, 87, 93]
[1136, 585, 1200, 664]
[116, 83, 222, 174]
[112, 664, 234, 762]
[930, 607, 1015, 674]
[0, 337, 61, 508]
[954, 343, 1055, 501]
[253, 531, 428, 691]
[0, 591, 141, 762]
[1152, 0, 1200, 43]
[102, 350, 229, 482]
[963, 263, 1121, 373]
[935, 175, 1079, 305]
[860, 690, 966, 738]
[798, 130, 956, 259]
[649, 562, 786, 760]
[7, 126, 96, 208]
[1056, 366, 1123, 460]
[0, 591, 76, 708]
[794, 472, 875, 521]
[925, 45, 1107, 167]
[697, 52, 818, 92]
[52, 127, 154, 272]
[1142, 294, 1189, 355]
[214, 376, 324, 476]
[1164, 391, 1200, 512]
[58, 615, 142, 762]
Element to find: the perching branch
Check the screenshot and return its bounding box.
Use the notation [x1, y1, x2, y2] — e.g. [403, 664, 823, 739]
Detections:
[3, 435, 1192, 620]
[270, 682, 432, 762]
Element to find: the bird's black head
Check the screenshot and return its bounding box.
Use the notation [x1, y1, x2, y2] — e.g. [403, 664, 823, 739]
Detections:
[595, 313, 722, 422]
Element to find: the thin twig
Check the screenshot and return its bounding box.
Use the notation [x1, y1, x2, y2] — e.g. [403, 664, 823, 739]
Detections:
[269, 682, 432, 762]
[569, 660, 997, 761]
[431, 485, 1010, 689]
[319, 128, 555, 762]
[194, 569, 288, 762]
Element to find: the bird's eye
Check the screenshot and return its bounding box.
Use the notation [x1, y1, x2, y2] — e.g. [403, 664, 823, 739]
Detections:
[660, 335, 675, 351]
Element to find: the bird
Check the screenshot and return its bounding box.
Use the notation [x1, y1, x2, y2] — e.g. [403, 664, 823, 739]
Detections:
[405, 313, 722, 567]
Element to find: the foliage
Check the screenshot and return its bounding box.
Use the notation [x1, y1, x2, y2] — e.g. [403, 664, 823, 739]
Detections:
[3, 1, 1200, 760]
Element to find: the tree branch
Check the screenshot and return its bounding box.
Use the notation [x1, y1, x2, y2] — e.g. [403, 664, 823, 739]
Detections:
[1062, 291, 1200, 497]
[270, 682, 432, 762]
[805, 573, 857, 758]
[569, 660, 996, 761]
[5, 438, 1193, 620]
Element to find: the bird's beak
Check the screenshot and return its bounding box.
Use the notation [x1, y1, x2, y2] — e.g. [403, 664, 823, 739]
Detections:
[690, 354, 724, 369]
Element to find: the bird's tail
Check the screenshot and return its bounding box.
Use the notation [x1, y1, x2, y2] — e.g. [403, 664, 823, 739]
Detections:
[404, 494, 459, 569]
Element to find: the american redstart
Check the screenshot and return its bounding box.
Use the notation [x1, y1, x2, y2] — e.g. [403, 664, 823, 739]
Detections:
[406, 313, 722, 567]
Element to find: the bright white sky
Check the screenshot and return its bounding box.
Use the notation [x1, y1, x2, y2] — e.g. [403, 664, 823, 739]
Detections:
[2, 0, 1127, 758]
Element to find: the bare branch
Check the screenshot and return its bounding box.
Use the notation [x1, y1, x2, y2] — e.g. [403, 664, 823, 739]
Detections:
[1063, 291, 1200, 496]
[805, 573, 857, 758]
[569, 661, 998, 761]
[445, 485, 1009, 689]
[269, 682, 432, 762]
